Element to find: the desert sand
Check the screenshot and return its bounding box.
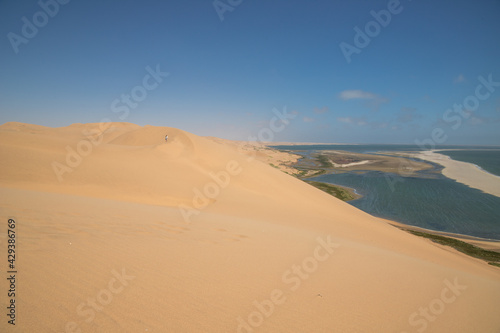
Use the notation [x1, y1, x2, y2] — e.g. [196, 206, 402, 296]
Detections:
[409, 150, 500, 198]
[1, 122, 500, 333]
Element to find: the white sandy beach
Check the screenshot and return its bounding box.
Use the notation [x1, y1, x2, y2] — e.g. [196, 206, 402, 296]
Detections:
[411, 150, 500, 198]
[331, 159, 371, 168]
[1, 122, 500, 332]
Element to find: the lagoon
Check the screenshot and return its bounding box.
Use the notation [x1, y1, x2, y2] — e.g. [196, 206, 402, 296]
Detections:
[274, 144, 500, 240]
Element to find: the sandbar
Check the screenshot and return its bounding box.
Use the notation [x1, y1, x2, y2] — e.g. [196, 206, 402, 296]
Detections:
[409, 150, 500, 197]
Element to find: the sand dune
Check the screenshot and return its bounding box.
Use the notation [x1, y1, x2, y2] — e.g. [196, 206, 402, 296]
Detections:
[1, 122, 500, 332]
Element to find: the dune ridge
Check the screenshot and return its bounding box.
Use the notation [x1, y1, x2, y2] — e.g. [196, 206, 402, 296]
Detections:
[1, 122, 500, 332]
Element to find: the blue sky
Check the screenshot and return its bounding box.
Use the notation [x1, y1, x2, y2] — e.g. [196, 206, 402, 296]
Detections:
[1, 0, 499, 144]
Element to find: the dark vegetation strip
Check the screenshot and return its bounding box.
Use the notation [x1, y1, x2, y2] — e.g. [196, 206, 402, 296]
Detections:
[307, 181, 357, 201]
[405, 230, 500, 267]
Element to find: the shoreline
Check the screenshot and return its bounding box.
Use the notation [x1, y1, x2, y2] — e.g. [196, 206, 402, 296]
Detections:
[407, 150, 500, 197]
[385, 219, 500, 252]
[267, 145, 500, 251]
[433, 149, 500, 178]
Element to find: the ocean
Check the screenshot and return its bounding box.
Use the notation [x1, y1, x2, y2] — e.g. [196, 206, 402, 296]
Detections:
[273, 144, 500, 240]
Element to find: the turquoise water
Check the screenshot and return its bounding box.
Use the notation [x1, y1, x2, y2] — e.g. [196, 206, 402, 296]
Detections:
[312, 172, 500, 240]
[274, 144, 500, 240]
[439, 150, 500, 177]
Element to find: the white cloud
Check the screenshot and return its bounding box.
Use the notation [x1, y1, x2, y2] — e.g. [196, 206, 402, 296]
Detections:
[337, 116, 367, 126]
[337, 117, 396, 130]
[338, 90, 389, 111]
[303, 116, 315, 123]
[338, 90, 378, 100]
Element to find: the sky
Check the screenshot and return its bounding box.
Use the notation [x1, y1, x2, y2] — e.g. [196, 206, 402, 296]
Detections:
[1, 0, 500, 144]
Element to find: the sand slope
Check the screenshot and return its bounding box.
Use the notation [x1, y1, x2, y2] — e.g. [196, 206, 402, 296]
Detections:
[1, 122, 500, 333]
